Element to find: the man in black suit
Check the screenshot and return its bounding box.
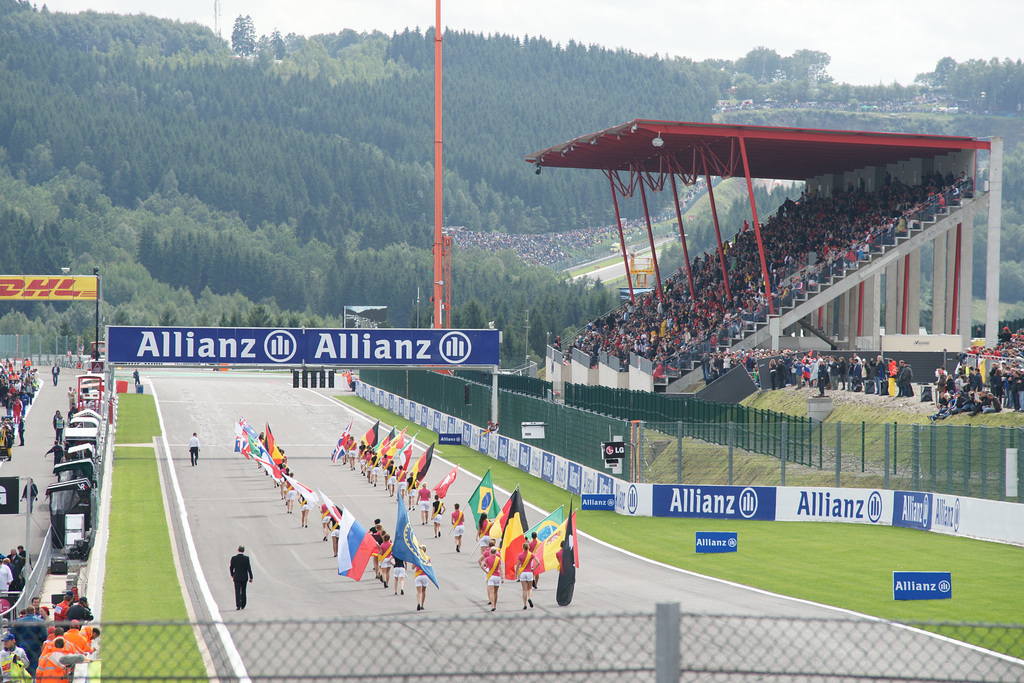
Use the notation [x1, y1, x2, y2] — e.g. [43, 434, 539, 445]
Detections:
[229, 546, 253, 610]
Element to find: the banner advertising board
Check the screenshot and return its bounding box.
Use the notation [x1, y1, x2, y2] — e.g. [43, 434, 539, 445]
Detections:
[107, 326, 500, 366]
[893, 571, 951, 600]
[615, 482, 653, 517]
[0, 275, 97, 300]
[892, 491, 932, 530]
[695, 531, 738, 553]
[581, 493, 615, 511]
[438, 433, 462, 446]
[0, 477, 19, 514]
[652, 485, 776, 521]
[775, 487, 890, 525]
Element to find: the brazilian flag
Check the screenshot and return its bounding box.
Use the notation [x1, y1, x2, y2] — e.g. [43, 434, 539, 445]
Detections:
[467, 468, 499, 523]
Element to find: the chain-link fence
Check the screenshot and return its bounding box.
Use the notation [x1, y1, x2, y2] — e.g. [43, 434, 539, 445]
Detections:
[636, 420, 1024, 500]
[0, 334, 78, 362]
[75, 608, 1024, 681]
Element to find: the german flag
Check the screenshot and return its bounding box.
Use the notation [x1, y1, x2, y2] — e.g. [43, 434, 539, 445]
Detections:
[264, 423, 285, 464]
[500, 487, 528, 580]
[362, 420, 380, 449]
[408, 443, 434, 484]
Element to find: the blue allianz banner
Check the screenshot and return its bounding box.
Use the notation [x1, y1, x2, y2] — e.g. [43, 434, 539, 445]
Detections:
[695, 531, 738, 553]
[461, 422, 473, 445]
[581, 493, 615, 511]
[892, 491, 932, 530]
[517, 444, 531, 472]
[541, 453, 556, 483]
[107, 326, 500, 366]
[893, 571, 951, 600]
[652, 485, 776, 520]
[566, 462, 583, 495]
[438, 433, 462, 446]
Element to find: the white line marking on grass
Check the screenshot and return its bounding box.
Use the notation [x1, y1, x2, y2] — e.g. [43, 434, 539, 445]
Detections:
[152, 383, 252, 683]
[328, 392, 1024, 668]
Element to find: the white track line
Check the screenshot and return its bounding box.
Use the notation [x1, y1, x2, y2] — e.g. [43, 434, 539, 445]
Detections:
[320, 388, 1024, 668]
[152, 383, 252, 683]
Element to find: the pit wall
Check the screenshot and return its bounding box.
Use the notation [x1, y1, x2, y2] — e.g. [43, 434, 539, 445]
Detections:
[357, 382, 1023, 548]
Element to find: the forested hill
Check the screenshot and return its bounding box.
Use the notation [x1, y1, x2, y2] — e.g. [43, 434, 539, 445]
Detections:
[0, 0, 723, 359]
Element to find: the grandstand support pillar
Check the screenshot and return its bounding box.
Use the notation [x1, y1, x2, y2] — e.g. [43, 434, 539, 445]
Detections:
[705, 174, 732, 302]
[608, 172, 636, 303]
[869, 273, 882, 348]
[670, 174, 697, 299]
[951, 222, 962, 336]
[639, 181, 665, 300]
[932, 233, 947, 334]
[960, 206, 975, 349]
[906, 248, 921, 335]
[837, 290, 851, 348]
[884, 262, 899, 336]
[737, 135, 774, 315]
[985, 138, 1003, 346]
[900, 254, 910, 334]
[945, 228, 958, 334]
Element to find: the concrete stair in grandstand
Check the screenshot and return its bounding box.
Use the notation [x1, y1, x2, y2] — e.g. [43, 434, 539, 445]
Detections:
[727, 194, 977, 352]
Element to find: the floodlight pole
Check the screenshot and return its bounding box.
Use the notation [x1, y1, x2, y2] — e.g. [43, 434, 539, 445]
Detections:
[431, 0, 446, 329]
[93, 267, 101, 359]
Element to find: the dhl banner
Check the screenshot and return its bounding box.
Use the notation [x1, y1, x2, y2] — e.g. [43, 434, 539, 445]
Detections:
[0, 276, 98, 300]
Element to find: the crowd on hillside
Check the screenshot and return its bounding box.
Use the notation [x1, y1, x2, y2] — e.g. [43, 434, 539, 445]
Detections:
[570, 174, 972, 375]
[450, 180, 706, 267]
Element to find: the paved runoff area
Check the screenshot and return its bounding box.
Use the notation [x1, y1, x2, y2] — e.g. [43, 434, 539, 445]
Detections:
[138, 371, 1021, 681]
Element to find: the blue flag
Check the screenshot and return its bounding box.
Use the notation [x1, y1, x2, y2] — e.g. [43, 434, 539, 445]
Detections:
[393, 497, 439, 588]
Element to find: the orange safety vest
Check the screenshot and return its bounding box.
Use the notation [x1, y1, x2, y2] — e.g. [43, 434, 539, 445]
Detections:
[34, 650, 71, 683]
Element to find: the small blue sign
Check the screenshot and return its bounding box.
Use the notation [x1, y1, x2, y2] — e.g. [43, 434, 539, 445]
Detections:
[438, 433, 462, 446]
[893, 571, 952, 600]
[581, 493, 615, 511]
[541, 452, 556, 483]
[566, 462, 583, 495]
[497, 436, 509, 463]
[695, 531, 738, 553]
[517, 443, 531, 472]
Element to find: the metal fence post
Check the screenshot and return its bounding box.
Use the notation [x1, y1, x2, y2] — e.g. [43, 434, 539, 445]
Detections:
[655, 602, 680, 683]
[728, 421, 734, 486]
[981, 427, 988, 500]
[781, 422, 787, 486]
[835, 421, 842, 487]
[884, 423, 890, 490]
[676, 421, 683, 485]
[638, 420, 646, 484]
[912, 424, 920, 491]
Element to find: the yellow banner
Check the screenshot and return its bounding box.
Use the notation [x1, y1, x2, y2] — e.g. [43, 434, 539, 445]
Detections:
[0, 276, 98, 300]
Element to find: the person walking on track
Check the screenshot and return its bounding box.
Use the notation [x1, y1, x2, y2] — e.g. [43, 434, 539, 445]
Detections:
[229, 545, 253, 610]
[189, 433, 200, 466]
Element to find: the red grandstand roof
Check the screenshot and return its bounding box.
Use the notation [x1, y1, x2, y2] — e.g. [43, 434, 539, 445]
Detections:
[525, 120, 990, 180]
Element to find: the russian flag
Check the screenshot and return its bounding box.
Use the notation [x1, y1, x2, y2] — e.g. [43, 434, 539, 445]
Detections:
[336, 508, 377, 581]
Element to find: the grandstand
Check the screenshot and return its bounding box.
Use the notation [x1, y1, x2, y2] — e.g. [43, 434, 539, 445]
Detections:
[528, 121, 1001, 391]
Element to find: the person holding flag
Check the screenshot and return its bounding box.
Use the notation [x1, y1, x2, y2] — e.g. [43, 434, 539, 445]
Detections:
[392, 498, 439, 611]
[378, 534, 393, 589]
[417, 485, 432, 525]
[516, 541, 537, 609]
[451, 503, 465, 553]
[392, 556, 406, 596]
[475, 513, 491, 558]
[478, 547, 502, 611]
[499, 488, 529, 582]
[431, 493, 446, 538]
[386, 460, 397, 497]
[413, 547, 431, 611]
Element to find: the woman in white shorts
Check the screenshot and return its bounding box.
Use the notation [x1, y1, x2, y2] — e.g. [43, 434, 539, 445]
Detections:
[386, 463, 398, 497]
[392, 557, 406, 595]
[285, 484, 297, 513]
[378, 534, 393, 588]
[397, 475, 408, 501]
[370, 461, 383, 488]
[414, 546, 431, 611]
[299, 496, 310, 528]
[431, 494, 445, 538]
[476, 514, 490, 556]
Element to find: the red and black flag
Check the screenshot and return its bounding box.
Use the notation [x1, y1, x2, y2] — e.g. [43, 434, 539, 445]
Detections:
[362, 420, 380, 449]
[500, 487, 529, 580]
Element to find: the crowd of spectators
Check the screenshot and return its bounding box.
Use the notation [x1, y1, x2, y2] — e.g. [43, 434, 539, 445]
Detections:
[450, 181, 706, 267]
[569, 174, 971, 377]
[3, 591, 96, 678]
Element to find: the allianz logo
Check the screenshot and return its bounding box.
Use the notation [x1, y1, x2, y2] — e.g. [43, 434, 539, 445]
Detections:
[797, 490, 883, 523]
[542, 456, 555, 478]
[568, 468, 581, 489]
[933, 496, 960, 532]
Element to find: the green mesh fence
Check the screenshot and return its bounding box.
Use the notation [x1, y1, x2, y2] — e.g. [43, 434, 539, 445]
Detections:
[453, 370, 552, 398]
[359, 369, 491, 427]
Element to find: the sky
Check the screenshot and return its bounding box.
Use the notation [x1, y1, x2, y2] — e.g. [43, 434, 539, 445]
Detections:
[42, 0, 1023, 86]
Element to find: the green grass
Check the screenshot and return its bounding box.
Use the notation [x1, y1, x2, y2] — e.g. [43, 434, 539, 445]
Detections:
[103, 438, 205, 677]
[340, 394, 1024, 658]
[114, 394, 161, 444]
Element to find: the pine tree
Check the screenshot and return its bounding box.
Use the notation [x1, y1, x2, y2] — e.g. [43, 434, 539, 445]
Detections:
[231, 15, 256, 57]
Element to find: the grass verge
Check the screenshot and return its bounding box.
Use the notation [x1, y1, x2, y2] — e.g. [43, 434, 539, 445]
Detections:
[114, 394, 161, 444]
[340, 394, 1024, 658]
[103, 411, 205, 677]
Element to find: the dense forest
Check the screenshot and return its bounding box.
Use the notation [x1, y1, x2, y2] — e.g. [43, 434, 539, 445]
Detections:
[0, 0, 1022, 363]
